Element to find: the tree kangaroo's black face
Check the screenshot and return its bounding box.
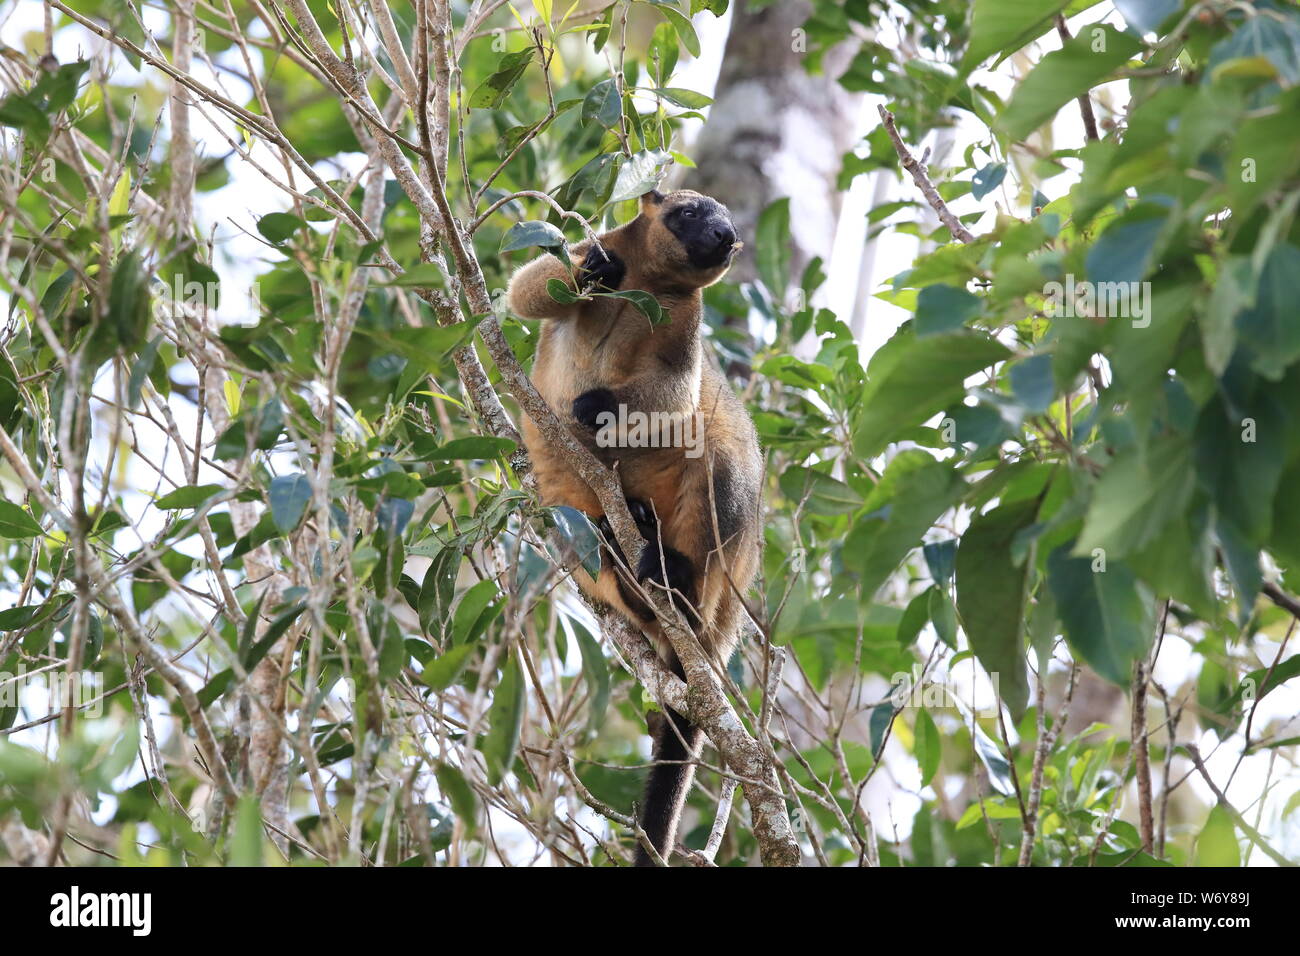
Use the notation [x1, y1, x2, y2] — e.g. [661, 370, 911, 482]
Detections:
[660, 192, 739, 270]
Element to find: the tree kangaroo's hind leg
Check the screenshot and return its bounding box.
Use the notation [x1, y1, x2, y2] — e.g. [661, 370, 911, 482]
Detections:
[632, 446, 759, 865]
[659, 445, 761, 658]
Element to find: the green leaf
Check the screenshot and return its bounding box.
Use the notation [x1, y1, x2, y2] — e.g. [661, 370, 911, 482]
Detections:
[514, 539, 551, 597]
[897, 589, 931, 647]
[654, 3, 700, 56]
[573, 618, 610, 734]
[1047, 543, 1155, 686]
[231, 796, 263, 866]
[1230, 651, 1300, 711]
[500, 220, 568, 255]
[915, 708, 941, 787]
[962, 0, 1072, 71]
[1194, 804, 1240, 867]
[1075, 436, 1194, 559]
[435, 762, 479, 834]
[241, 601, 306, 672]
[1202, 256, 1253, 376]
[868, 703, 895, 758]
[0, 91, 49, 137]
[358, 325, 475, 374]
[853, 328, 1011, 459]
[655, 87, 712, 109]
[551, 506, 601, 579]
[955, 498, 1038, 717]
[647, 21, 679, 83]
[546, 278, 581, 305]
[1208, 12, 1300, 85]
[108, 249, 151, 350]
[1113, 0, 1179, 35]
[127, 334, 163, 408]
[608, 149, 671, 204]
[380, 263, 447, 288]
[484, 650, 525, 785]
[971, 162, 1006, 200]
[1237, 242, 1300, 381]
[997, 26, 1143, 141]
[268, 473, 312, 533]
[0, 605, 45, 630]
[154, 483, 225, 510]
[452, 579, 503, 645]
[1086, 208, 1167, 288]
[434, 436, 517, 460]
[779, 465, 863, 516]
[0, 500, 43, 538]
[197, 669, 234, 708]
[1195, 392, 1286, 547]
[468, 49, 534, 109]
[581, 78, 622, 128]
[419, 546, 461, 639]
[0, 353, 21, 432]
[843, 452, 966, 598]
[256, 212, 306, 244]
[40, 269, 75, 322]
[973, 722, 1016, 796]
[923, 539, 957, 585]
[929, 584, 958, 649]
[1227, 88, 1300, 221]
[1009, 353, 1055, 414]
[755, 198, 792, 295]
[956, 798, 1022, 829]
[422, 643, 476, 691]
[915, 284, 981, 337]
[593, 289, 665, 325]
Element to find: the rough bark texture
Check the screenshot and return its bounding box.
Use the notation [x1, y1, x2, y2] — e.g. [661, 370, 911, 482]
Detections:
[679, 0, 861, 287]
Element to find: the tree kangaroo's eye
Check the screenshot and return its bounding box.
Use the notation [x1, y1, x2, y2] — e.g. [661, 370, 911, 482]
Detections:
[682, 209, 696, 218]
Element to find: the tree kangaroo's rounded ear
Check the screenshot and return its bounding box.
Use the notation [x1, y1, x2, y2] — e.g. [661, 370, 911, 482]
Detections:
[639, 189, 666, 218]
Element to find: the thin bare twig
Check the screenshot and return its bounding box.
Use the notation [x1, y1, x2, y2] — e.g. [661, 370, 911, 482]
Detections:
[877, 105, 976, 244]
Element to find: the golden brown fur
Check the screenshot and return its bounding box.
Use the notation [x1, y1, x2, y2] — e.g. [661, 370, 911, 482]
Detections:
[508, 189, 761, 664]
[507, 189, 762, 864]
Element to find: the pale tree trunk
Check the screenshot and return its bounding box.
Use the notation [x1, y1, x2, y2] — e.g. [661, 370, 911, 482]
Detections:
[679, 0, 862, 293]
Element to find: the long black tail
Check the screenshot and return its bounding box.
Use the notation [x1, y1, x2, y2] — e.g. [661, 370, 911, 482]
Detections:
[634, 699, 702, 866]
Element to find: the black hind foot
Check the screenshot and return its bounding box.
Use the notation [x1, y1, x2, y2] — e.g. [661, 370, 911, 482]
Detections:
[636, 540, 699, 622]
[597, 500, 689, 621]
[595, 498, 657, 555]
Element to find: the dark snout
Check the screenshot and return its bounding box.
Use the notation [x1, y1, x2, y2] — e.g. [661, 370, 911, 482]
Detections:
[710, 220, 736, 251]
[689, 214, 739, 269]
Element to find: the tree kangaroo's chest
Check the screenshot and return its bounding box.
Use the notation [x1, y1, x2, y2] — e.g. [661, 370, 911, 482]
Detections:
[534, 302, 701, 415]
[529, 300, 704, 482]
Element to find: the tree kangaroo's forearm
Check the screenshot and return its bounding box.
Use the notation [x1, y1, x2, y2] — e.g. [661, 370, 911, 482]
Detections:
[507, 240, 593, 318]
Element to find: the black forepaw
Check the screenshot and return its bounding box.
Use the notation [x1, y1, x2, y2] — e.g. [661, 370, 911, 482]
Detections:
[572, 388, 618, 431]
[578, 245, 625, 292]
[596, 498, 657, 564]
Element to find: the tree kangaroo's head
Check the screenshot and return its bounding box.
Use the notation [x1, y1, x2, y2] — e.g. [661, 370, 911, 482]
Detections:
[639, 188, 741, 288]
